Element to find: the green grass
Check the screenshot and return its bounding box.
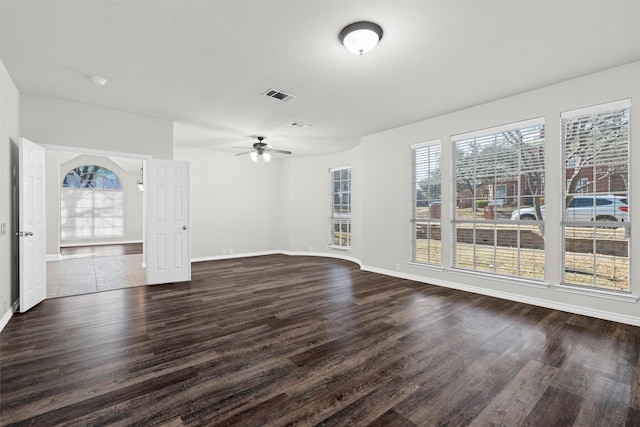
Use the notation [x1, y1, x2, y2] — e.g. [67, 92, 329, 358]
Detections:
[414, 238, 628, 291]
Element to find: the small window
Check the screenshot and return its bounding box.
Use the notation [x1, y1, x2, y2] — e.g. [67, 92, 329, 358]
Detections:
[330, 167, 351, 248]
[62, 165, 122, 189]
[411, 140, 442, 266]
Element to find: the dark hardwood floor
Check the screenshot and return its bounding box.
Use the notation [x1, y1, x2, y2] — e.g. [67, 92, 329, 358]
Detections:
[2, 255, 639, 426]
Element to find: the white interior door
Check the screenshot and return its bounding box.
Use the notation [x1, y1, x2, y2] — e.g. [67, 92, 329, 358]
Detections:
[145, 159, 191, 285]
[19, 138, 46, 312]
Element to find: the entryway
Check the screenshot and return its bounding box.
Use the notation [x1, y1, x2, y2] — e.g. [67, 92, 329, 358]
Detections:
[46, 243, 144, 298]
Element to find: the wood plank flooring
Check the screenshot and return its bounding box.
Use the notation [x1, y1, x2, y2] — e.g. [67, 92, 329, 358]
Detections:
[2, 254, 640, 426]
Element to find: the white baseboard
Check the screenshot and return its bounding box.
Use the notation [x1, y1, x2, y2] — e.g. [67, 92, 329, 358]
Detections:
[280, 250, 362, 266]
[361, 265, 640, 327]
[192, 250, 362, 266]
[0, 306, 14, 333]
[60, 240, 142, 248]
[191, 250, 281, 263]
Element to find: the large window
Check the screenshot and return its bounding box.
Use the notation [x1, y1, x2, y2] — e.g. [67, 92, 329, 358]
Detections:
[562, 100, 630, 291]
[61, 165, 124, 239]
[330, 167, 351, 248]
[453, 119, 546, 280]
[411, 140, 442, 265]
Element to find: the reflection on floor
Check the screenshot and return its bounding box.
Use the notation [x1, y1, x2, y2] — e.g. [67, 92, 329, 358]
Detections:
[47, 244, 145, 298]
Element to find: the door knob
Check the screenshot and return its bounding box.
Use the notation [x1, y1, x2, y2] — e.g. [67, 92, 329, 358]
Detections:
[182, 226, 188, 230]
[24, 231, 34, 236]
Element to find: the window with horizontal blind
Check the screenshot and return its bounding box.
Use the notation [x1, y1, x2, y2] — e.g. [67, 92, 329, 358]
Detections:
[452, 119, 546, 280]
[61, 165, 124, 239]
[411, 140, 442, 265]
[330, 167, 351, 248]
[562, 100, 630, 291]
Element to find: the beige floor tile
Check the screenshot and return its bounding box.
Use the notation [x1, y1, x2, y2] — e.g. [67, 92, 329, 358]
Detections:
[47, 253, 146, 298]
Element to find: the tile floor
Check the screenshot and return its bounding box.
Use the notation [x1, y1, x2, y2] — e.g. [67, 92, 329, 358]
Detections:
[46, 254, 146, 298]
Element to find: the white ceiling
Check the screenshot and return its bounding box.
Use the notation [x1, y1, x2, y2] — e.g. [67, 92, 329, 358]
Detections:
[1, 1, 639, 157]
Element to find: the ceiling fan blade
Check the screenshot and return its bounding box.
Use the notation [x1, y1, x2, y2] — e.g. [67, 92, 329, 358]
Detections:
[235, 151, 253, 156]
[232, 146, 252, 149]
[269, 149, 292, 155]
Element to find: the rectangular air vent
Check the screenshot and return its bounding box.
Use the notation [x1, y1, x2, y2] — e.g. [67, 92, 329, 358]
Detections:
[291, 122, 311, 128]
[263, 88, 297, 102]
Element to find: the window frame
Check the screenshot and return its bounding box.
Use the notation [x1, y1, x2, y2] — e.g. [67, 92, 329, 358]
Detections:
[451, 117, 546, 281]
[411, 139, 443, 266]
[329, 166, 352, 250]
[61, 165, 125, 240]
[560, 99, 631, 292]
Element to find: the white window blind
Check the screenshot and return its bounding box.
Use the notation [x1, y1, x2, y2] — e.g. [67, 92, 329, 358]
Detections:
[411, 140, 442, 265]
[330, 167, 351, 248]
[562, 100, 630, 291]
[452, 119, 546, 280]
[61, 165, 124, 240]
[61, 189, 124, 239]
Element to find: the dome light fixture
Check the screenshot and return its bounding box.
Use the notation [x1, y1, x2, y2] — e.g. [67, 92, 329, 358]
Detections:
[91, 76, 108, 86]
[339, 21, 383, 55]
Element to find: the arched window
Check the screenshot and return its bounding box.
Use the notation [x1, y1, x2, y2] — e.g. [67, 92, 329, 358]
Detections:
[61, 165, 124, 239]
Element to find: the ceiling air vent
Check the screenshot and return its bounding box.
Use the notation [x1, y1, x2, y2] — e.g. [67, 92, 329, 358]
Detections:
[263, 88, 297, 102]
[291, 122, 311, 128]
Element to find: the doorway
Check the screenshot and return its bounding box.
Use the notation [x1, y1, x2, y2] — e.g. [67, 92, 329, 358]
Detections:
[44, 145, 149, 299]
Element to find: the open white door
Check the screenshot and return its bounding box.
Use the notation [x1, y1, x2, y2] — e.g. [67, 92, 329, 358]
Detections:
[145, 159, 191, 285]
[19, 138, 46, 312]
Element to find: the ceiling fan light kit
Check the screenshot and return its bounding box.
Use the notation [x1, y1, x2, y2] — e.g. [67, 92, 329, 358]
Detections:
[235, 136, 292, 162]
[339, 21, 383, 55]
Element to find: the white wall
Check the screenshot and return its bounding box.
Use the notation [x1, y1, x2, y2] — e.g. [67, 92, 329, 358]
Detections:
[176, 62, 640, 325]
[175, 146, 282, 260]
[6, 58, 639, 328]
[20, 94, 174, 160]
[0, 58, 20, 327]
[281, 145, 362, 262]
[356, 61, 640, 325]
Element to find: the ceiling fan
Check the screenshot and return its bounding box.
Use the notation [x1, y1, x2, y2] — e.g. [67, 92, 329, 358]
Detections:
[234, 136, 292, 162]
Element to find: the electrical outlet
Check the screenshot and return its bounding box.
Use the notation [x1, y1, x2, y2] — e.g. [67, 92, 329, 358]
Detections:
[395, 263, 400, 271]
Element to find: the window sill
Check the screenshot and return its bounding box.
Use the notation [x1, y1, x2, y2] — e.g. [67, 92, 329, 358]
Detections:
[407, 261, 445, 272]
[555, 283, 639, 303]
[328, 245, 352, 252]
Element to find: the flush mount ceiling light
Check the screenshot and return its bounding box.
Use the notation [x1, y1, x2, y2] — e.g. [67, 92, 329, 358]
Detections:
[339, 21, 383, 55]
[91, 76, 107, 86]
